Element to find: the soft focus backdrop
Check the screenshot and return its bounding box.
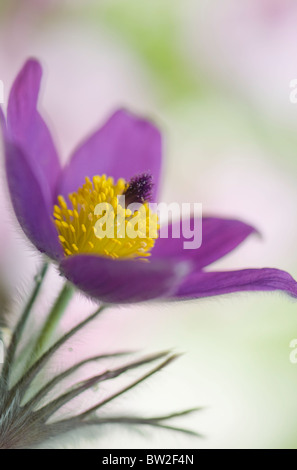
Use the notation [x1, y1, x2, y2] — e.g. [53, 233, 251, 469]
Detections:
[1, 0, 297, 449]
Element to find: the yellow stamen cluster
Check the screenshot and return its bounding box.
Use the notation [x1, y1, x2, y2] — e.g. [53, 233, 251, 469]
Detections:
[54, 175, 159, 260]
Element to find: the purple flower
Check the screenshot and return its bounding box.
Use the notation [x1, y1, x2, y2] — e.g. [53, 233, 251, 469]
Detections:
[1, 58, 297, 303]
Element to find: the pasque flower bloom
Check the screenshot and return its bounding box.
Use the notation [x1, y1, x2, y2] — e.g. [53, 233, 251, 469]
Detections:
[1, 58, 297, 303]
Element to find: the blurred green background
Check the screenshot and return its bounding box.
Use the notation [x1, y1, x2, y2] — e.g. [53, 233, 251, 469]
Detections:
[1, 0, 297, 449]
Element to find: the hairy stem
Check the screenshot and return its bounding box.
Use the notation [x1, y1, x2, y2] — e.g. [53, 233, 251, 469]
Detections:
[24, 351, 132, 411]
[46, 409, 202, 442]
[80, 355, 178, 419]
[33, 351, 170, 423]
[9, 304, 108, 404]
[0, 262, 49, 388]
[52, 354, 179, 431]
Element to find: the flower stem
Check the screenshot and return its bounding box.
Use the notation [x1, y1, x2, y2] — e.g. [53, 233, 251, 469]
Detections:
[29, 282, 74, 362]
[0, 262, 49, 387]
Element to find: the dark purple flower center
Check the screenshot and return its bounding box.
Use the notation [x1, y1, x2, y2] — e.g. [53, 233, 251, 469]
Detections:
[123, 173, 153, 206]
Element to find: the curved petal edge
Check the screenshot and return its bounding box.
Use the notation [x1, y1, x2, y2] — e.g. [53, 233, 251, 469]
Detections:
[172, 268, 297, 300]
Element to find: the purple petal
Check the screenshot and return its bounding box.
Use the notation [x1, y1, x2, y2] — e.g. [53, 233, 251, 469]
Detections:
[7, 59, 61, 195]
[60, 255, 190, 303]
[3, 138, 63, 259]
[151, 217, 256, 268]
[173, 268, 297, 299]
[57, 109, 162, 202]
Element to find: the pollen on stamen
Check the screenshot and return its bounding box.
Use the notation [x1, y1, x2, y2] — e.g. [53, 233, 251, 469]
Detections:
[54, 174, 159, 260]
[123, 173, 153, 206]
